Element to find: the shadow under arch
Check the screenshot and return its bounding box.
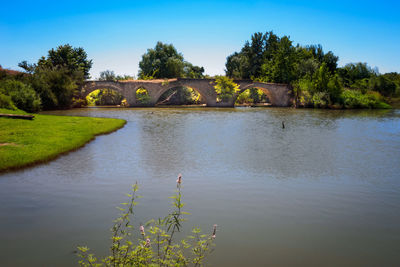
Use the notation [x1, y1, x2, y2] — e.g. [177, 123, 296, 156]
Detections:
[86, 87, 125, 106]
[235, 84, 278, 106]
[234, 87, 270, 105]
[82, 81, 125, 99]
[154, 85, 206, 105]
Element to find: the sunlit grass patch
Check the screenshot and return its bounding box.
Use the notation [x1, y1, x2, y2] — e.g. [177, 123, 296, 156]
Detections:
[0, 109, 126, 172]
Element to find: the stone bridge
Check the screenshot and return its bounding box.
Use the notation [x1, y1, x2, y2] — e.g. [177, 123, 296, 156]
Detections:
[81, 78, 292, 107]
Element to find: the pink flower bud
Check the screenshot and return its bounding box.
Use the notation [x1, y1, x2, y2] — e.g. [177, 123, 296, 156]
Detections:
[212, 224, 217, 239]
[176, 174, 182, 184]
[140, 225, 145, 235]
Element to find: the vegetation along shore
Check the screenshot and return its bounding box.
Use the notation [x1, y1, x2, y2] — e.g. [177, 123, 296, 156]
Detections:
[1, 31, 399, 110]
[0, 108, 126, 172]
[0, 29, 399, 171]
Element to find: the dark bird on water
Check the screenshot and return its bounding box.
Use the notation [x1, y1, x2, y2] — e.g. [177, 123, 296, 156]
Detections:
[282, 121, 285, 129]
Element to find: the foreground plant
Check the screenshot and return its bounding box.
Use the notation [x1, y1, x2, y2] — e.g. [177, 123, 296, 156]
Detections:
[77, 174, 217, 266]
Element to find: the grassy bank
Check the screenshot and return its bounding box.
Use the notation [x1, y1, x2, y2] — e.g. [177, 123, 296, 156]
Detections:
[0, 108, 126, 172]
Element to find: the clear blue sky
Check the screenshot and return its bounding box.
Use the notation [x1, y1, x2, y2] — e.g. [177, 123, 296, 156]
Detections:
[1, 0, 399, 78]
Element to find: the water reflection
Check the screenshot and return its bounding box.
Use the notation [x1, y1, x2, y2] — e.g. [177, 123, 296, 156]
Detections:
[0, 107, 399, 266]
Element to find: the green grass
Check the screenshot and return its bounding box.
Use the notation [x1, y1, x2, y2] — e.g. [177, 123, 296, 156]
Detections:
[0, 108, 126, 172]
[0, 108, 28, 115]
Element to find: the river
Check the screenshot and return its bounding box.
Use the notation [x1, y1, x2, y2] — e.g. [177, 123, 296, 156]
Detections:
[1, 107, 399, 266]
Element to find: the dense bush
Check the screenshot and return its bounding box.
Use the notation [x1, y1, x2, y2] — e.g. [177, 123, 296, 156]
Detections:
[30, 67, 78, 109]
[0, 80, 41, 112]
[136, 88, 151, 104]
[235, 89, 253, 104]
[370, 75, 397, 97]
[293, 63, 343, 107]
[0, 93, 16, 110]
[341, 89, 391, 109]
[213, 76, 240, 102]
[311, 92, 330, 108]
[226, 31, 396, 108]
[18, 44, 92, 110]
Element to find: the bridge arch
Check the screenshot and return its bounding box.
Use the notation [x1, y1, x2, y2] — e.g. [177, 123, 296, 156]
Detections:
[86, 88, 125, 106]
[235, 87, 269, 105]
[236, 85, 274, 105]
[82, 82, 125, 98]
[154, 85, 204, 105]
[81, 79, 292, 107]
[234, 82, 291, 107]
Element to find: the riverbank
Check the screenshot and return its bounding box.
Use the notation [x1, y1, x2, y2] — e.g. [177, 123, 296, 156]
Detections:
[0, 108, 126, 172]
[387, 97, 400, 109]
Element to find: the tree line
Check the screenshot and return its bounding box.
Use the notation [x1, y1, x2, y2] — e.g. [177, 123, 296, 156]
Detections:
[1, 32, 399, 112]
[225, 31, 399, 108]
[0, 44, 92, 112]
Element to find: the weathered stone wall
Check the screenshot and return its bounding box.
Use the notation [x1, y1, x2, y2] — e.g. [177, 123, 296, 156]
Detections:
[81, 78, 292, 107]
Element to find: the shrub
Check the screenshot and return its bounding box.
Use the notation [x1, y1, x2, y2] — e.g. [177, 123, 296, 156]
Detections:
[213, 76, 240, 102]
[297, 90, 313, 107]
[77, 175, 217, 266]
[370, 76, 397, 97]
[0, 79, 41, 112]
[327, 74, 343, 103]
[71, 97, 88, 108]
[136, 88, 151, 104]
[312, 92, 330, 108]
[30, 67, 78, 110]
[0, 93, 16, 110]
[121, 99, 129, 107]
[294, 78, 316, 107]
[236, 89, 252, 104]
[341, 89, 391, 109]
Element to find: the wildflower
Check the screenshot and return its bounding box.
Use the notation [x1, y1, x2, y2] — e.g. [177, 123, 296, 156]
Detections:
[212, 224, 217, 239]
[140, 225, 145, 235]
[176, 174, 182, 184]
[145, 238, 151, 247]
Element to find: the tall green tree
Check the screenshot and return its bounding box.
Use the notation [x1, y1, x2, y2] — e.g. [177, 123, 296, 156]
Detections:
[18, 44, 92, 109]
[337, 62, 377, 87]
[260, 36, 297, 83]
[225, 52, 249, 78]
[36, 44, 93, 79]
[183, 63, 205, 78]
[246, 32, 267, 78]
[138, 42, 205, 79]
[225, 31, 338, 84]
[99, 70, 117, 81]
[138, 42, 183, 79]
[32, 67, 78, 109]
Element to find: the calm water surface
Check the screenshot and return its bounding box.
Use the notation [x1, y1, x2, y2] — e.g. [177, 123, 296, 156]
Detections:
[1, 107, 400, 266]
